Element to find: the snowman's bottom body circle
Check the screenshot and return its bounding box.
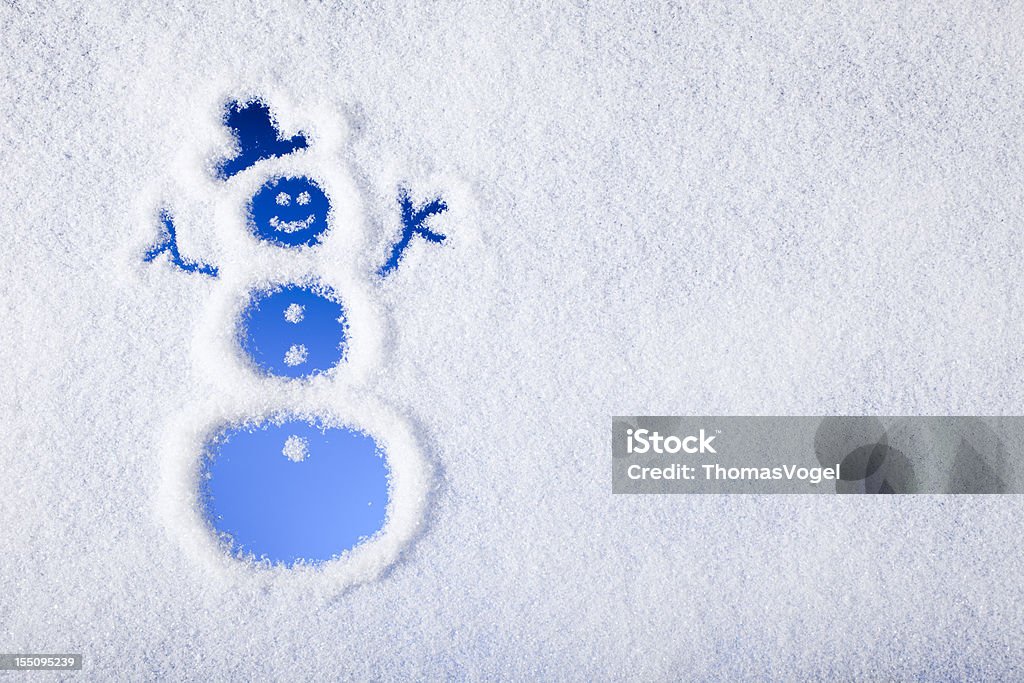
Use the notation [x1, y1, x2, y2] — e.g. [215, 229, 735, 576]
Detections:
[201, 419, 389, 567]
[157, 398, 429, 590]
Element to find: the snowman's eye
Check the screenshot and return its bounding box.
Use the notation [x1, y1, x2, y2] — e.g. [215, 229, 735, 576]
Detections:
[276, 192, 291, 206]
[296, 191, 311, 205]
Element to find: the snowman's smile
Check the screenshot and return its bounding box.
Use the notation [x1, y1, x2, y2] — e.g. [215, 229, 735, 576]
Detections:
[269, 214, 316, 233]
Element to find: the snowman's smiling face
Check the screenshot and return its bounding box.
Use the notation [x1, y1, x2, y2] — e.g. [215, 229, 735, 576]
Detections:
[249, 176, 330, 247]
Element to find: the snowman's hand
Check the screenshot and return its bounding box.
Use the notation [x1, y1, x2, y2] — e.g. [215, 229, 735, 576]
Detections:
[378, 188, 448, 277]
[143, 210, 219, 278]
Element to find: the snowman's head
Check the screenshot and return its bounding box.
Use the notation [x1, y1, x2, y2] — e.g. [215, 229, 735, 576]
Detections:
[249, 176, 330, 247]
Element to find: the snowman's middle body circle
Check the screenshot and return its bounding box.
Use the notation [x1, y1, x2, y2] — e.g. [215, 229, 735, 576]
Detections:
[239, 282, 347, 379]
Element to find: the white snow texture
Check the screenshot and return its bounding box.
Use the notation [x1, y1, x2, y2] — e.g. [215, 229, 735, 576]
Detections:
[3, 2, 1024, 680]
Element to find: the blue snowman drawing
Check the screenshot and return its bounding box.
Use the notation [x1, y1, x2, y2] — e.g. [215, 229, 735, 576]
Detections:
[145, 99, 446, 574]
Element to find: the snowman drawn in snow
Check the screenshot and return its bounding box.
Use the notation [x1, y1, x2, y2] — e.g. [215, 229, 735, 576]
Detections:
[145, 99, 445, 582]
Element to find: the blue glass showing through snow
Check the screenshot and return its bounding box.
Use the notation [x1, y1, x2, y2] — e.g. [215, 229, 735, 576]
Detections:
[201, 420, 389, 566]
[248, 176, 331, 247]
[216, 100, 309, 180]
[240, 284, 347, 378]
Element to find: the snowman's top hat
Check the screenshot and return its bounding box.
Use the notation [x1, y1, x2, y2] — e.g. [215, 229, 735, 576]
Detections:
[215, 99, 308, 180]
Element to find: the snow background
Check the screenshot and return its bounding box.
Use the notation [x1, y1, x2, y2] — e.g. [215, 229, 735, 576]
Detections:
[3, 1, 1024, 679]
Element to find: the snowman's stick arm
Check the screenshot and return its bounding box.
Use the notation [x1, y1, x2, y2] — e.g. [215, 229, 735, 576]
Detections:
[143, 210, 219, 278]
[378, 188, 448, 277]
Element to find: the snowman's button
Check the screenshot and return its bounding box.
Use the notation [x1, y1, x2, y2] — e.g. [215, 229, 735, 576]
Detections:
[283, 344, 308, 367]
[283, 303, 304, 324]
[249, 176, 330, 247]
[239, 283, 347, 379]
[282, 434, 309, 462]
